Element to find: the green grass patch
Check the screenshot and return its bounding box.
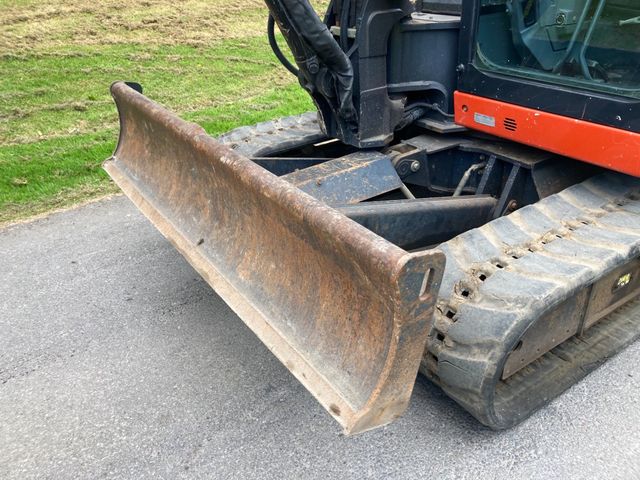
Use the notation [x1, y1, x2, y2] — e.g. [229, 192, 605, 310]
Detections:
[0, 132, 117, 224]
[0, 81, 312, 224]
[0, 3, 317, 225]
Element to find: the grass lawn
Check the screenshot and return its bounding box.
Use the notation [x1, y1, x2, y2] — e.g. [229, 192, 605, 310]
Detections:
[0, 0, 320, 225]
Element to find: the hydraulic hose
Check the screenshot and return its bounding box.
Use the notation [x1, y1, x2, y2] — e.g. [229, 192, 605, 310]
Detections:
[264, 0, 356, 122]
[405, 101, 454, 119]
[267, 14, 299, 77]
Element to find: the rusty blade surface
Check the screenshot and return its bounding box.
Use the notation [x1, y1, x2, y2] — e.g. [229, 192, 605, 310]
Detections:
[104, 82, 445, 434]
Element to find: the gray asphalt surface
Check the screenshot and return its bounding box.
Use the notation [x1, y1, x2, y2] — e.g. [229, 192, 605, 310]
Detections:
[1, 195, 639, 480]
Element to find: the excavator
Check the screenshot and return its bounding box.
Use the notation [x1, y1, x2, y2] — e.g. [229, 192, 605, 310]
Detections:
[104, 0, 640, 434]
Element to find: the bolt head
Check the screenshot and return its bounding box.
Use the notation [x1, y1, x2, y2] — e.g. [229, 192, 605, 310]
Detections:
[410, 160, 421, 172]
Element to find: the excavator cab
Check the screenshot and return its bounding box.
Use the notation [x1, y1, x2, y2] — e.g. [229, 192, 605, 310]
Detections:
[105, 0, 640, 433]
[456, 0, 640, 174]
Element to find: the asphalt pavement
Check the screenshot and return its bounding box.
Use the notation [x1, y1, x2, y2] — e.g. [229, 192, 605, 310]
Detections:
[1, 195, 639, 480]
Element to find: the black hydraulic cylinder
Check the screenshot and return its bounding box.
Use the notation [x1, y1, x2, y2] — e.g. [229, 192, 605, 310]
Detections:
[339, 195, 497, 249]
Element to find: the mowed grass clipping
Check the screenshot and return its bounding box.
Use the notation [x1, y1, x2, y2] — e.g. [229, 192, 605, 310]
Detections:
[0, 0, 322, 224]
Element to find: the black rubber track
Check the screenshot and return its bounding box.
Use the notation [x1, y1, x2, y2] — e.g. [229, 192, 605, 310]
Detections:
[421, 173, 640, 429]
[217, 112, 326, 158]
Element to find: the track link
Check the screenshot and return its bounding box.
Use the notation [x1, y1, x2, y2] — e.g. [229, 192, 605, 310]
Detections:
[421, 173, 640, 428]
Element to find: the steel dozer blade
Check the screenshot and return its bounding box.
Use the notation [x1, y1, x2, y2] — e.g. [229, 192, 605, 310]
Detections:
[104, 82, 445, 434]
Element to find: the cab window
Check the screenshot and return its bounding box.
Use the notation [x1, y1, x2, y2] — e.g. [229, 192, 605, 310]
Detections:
[474, 0, 640, 99]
